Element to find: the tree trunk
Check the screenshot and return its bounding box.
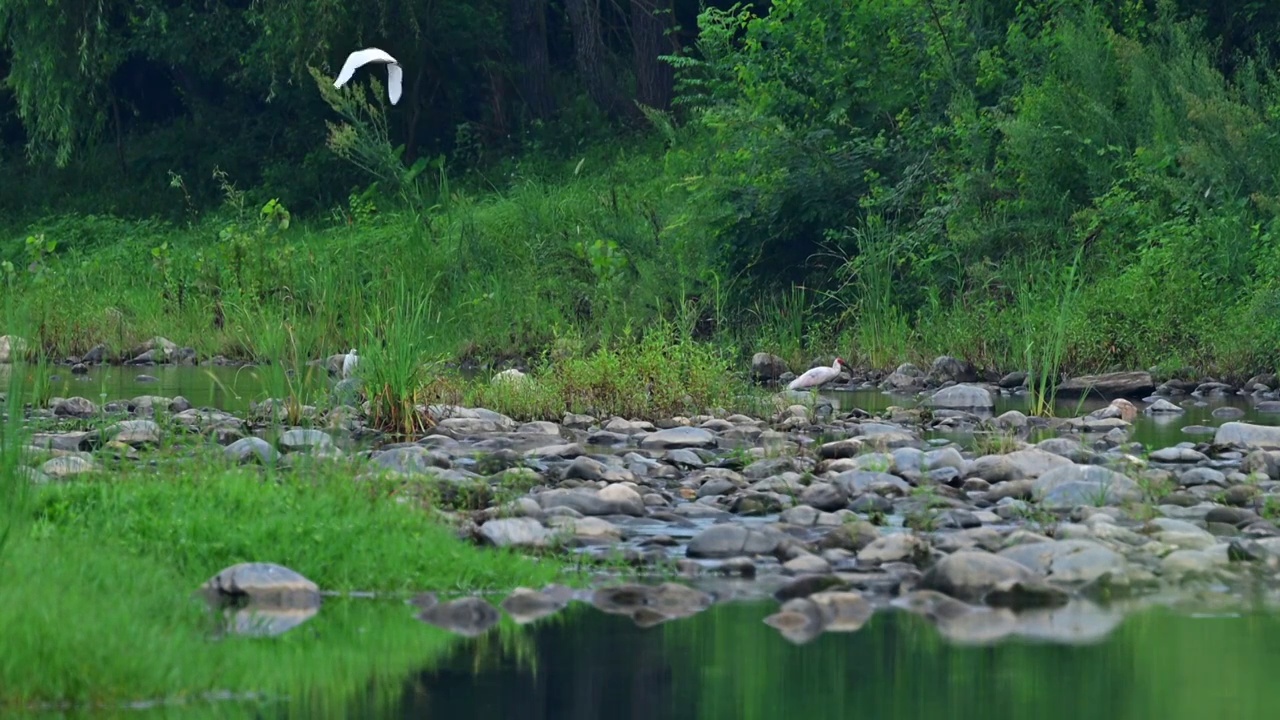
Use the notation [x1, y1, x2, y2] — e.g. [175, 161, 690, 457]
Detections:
[564, 0, 629, 119]
[630, 0, 678, 111]
[509, 0, 555, 120]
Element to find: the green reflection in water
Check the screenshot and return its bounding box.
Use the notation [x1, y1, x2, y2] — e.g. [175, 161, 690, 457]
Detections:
[372, 600, 1280, 720]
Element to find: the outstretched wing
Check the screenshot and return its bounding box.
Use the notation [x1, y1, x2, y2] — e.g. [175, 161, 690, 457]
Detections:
[334, 47, 397, 88]
[386, 62, 404, 105]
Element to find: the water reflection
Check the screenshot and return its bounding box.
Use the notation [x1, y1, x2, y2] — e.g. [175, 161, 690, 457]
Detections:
[383, 601, 1280, 720]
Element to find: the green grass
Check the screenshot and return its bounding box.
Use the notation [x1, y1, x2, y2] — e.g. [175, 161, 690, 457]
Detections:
[0, 532, 460, 711]
[28, 462, 570, 594]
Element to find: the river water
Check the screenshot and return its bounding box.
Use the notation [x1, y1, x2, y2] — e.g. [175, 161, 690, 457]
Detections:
[6, 363, 1277, 450]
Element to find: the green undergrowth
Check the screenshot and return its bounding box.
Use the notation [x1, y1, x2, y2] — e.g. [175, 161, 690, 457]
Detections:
[12, 4, 1280, 384]
[29, 466, 571, 594]
[440, 327, 770, 423]
[0, 451, 578, 708]
[0, 534, 454, 711]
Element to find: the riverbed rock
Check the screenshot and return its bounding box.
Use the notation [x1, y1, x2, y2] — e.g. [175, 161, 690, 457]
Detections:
[917, 549, 1039, 603]
[52, 396, 97, 419]
[997, 540, 1129, 585]
[106, 419, 162, 448]
[1214, 422, 1280, 450]
[925, 384, 993, 410]
[751, 353, 790, 382]
[686, 524, 785, 559]
[201, 562, 321, 608]
[225, 436, 279, 465]
[929, 356, 978, 384]
[639, 427, 718, 450]
[971, 448, 1073, 483]
[1056, 371, 1155, 398]
[1031, 464, 1142, 507]
[479, 517, 553, 548]
[40, 454, 96, 478]
[278, 428, 333, 453]
[536, 487, 644, 516]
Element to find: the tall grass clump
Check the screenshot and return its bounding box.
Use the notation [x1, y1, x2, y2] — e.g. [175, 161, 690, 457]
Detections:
[462, 323, 751, 422]
[827, 216, 914, 368]
[359, 278, 449, 437]
[232, 306, 330, 426]
[1011, 246, 1086, 416]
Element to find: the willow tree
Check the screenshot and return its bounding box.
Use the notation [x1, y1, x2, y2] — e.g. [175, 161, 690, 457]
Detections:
[0, 0, 123, 165]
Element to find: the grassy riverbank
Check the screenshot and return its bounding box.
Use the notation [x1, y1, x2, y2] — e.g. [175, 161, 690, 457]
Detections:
[0, 366, 584, 708]
[8, 2, 1280, 384]
[2, 131, 1278, 385]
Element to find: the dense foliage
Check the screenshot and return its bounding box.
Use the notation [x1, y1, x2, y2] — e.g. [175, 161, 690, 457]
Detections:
[4, 0, 1280, 377]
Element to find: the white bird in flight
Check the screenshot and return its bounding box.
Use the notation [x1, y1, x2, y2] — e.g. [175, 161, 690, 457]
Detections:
[342, 349, 360, 378]
[334, 48, 403, 105]
[788, 357, 846, 391]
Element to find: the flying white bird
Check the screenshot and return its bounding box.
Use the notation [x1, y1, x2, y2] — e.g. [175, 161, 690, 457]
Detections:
[334, 48, 403, 105]
[342, 349, 360, 378]
[788, 357, 846, 391]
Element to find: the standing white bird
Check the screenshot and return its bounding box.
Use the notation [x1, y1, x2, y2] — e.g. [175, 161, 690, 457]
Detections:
[333, 48, 403, 105]
[788, 357, 846, 391]
[342, 349, 359, 378]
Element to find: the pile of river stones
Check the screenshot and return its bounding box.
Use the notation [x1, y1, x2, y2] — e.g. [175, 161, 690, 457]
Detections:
[13, 342, 1280, 644]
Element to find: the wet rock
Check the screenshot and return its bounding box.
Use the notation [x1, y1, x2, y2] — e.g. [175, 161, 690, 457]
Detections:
[1150, 446, 1208, 463]
[479, 517, 553, 548]
[929, 356, 978, 384]
[1032, 464, 1142, 507]
[278, 428, 333, 453]
[639, 427, 718, 450]
[1215, 422, 1280, 450]
[763, 598, 827, 644]
[983, 579, 1070, 610]
[417, 596, 501, 637]
[783, 554, 833, 575]
[799, 482, 848, 511]
[925, 384, 993, 410]
[370, 445, 453, 474]
[917, 550, 1038, 603]
[751, 352, 789, 381]
[687, 524, 784, 559]
[107, 419, 162, 448]
[40, 455, 96, 478]
[997, 540, 1129, 585]
[545, 516, 622, 544]
[1160, 549, 1221, 579]
[536, 487, 644, 517]
[857, 533, 931, 565]
[971, 449, 1072, 483]
[1145, 398, 1184, 414]
[225, 437, 279, 465]
[1056, 371, 1155, 398]
[817, 520, 879, 552]
[53, 396, 97, 418]
[201, 562, 321, 608]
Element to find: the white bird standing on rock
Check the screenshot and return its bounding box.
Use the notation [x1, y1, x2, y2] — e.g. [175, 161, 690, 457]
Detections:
[333, 48, 403, 105]
[788, 357, 846, 391]
[342, 349, 359, 378]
